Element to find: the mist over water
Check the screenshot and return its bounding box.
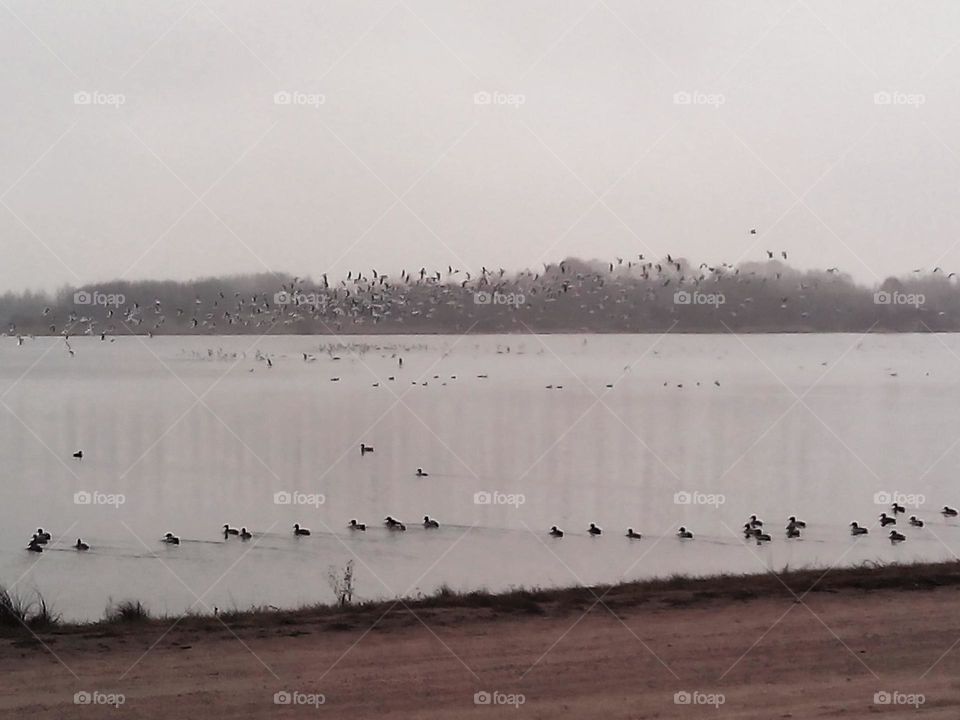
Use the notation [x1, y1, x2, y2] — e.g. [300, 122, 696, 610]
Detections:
[2, 332, 959, 621]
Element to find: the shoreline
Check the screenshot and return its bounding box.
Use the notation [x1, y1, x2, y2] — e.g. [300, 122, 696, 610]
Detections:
[4, 559, 960, 719]
[7, 558, 960, 639]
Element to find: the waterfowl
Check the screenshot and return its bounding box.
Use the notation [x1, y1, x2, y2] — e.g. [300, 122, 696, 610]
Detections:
[786, 526, 802, 539]
[942, 506, 958, 517]
[423, 515, 439, 529]
[416, 468, 429, 477]
[677, 527, 694, 539]
[223, 524, 239, 536]
[879, 513, 896, 527]
[743, 523, 755, 538]
[293, 523, 311, 536]
[786, 516, 806, 529]
[26, 540, 43, 552]
[889, 530, 906, 543]
[753, 529, 772, 543]
[891, 502, 905, 514]
[75, 538, 89, 551]
[360, 444, 374, 455]
[392, 523, 407, 532]
[35, 528, 51, 542]
[626, 528, 642, 539]
[850, 522, 868, 536]
[384, 516, 400, 528]
[549, 526, 564, 538]
[239, 528, 252, 540]
[72, 450, 83, 460]
[588, 523, 602, 536]
[348, 519, 366, 531]
[909, 516, 925, 528]
[162, 532, 180, 545]
[749, 515, 763, 528]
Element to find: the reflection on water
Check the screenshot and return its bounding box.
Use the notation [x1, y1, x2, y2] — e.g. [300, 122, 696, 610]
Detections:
[2, 333, 960, 621]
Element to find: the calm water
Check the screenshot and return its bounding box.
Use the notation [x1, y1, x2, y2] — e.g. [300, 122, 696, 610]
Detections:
[2, 333, 959, 622]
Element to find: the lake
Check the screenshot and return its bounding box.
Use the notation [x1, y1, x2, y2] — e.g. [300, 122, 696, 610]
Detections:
[1, 332, 958, 622]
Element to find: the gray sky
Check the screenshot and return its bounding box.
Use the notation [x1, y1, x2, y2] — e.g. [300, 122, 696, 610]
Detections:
[3, 0, 960, 292]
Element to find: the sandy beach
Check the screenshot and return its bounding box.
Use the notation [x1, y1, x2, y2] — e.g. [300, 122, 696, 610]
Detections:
[2, 564, 960, 718]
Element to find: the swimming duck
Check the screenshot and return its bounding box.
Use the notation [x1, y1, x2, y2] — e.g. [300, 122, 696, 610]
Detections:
[423, 515, 440, 529]
[626, 528, 642, 539]
[909, 516, 924, 528]
[743, 523, 755, 538]
[72, 450, 83, 460]
[942, 506, 958, 517]
[786, 526, 801, 539]
[75, 538, 89, 551]
[889, 530, 906, 543]
[549, 526, 564, 538]
[753, 529, 772, 543]
[384, 516, 400, 528]
[588, 523, 602, 536]
[850, 522, 868, 536]
[677, 527, 694, 539]
[293, 523, 311, 536]
[223, 524, 239, 537]
[416, 468, 429, 477]
[239, 527, 252, 540]
[879, 513, 896, 527]
[891, 502, 905, 515]
[348, 519, 366, 531]
[749, 515, 763, 528]
[162, 532, 180, 545]
[360, 443, 374, 455]
[26, 540, 43, 552]
[786, 516, 806, 529]
[35, 528, 51, 543]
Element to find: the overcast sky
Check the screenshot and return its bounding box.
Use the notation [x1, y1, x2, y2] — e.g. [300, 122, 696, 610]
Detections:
[3, 0, 960, 293]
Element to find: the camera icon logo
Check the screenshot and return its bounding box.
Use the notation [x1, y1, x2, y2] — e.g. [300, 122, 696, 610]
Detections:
[874, 691, 891, 705]
[474, 691, 492, 705]
[674, 491, 692, 505]
[73, 91, 92, 105]
[74, 490, 92, 505]
[474, 292, 491, 305]
[74, 290, 92, 305]
[474, 491, 492, 505]
[274, 491, 292, 505]
[274, 691, 292, 705]
[874, 291, 891, 305]
[873, 91, 892, 105]
[674, 691, 692, 704]
[673, 290, 691, 305]
[273, 91, 292, 105]
[74, 691, 92, 705]
[473, 91, 492, 105]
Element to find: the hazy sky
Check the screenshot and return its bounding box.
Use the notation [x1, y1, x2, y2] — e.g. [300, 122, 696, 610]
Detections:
[3, 0, 960, 292]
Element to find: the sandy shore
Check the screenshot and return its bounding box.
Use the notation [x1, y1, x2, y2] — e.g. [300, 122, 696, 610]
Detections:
[2, 564, 960, 718]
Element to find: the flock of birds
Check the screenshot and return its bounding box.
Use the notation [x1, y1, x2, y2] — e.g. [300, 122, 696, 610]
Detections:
[6, 249, 960, 344]
[24, 499, 960, 553]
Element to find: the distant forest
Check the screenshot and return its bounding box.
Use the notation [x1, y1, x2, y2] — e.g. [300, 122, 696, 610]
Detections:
[0, 257, 956, 336]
